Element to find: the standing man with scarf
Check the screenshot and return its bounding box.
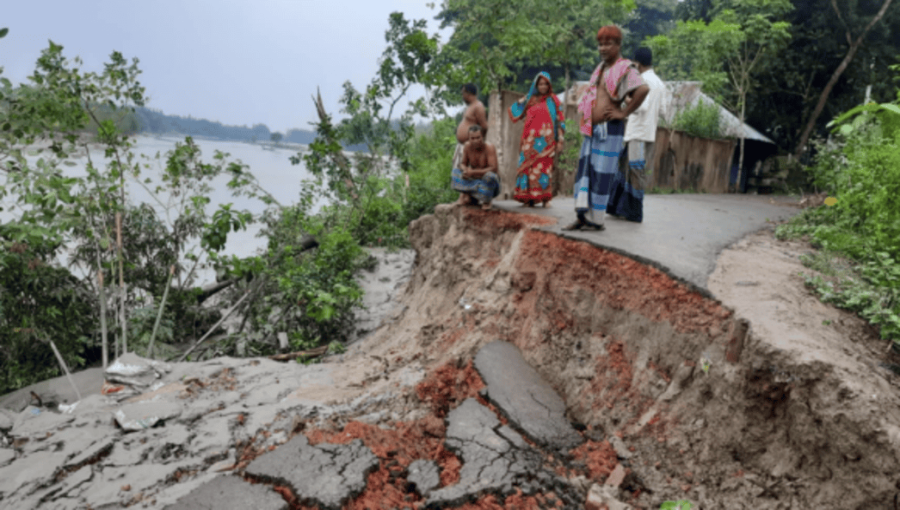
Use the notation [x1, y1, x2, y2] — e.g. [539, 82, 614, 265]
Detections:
[608, 47, 668, 223]
[565, 26, 649, 231]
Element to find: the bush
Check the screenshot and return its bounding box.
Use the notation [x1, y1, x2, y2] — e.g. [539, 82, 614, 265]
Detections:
[0, 233, 95, 395]
[776, 100, 900, 345]
[673, 100, 725, 139]
[232, 206, 366, 355]
[801, 114, 900, 260]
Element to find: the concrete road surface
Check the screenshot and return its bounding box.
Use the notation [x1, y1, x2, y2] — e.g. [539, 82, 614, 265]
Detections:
[492, 194, 802, 293]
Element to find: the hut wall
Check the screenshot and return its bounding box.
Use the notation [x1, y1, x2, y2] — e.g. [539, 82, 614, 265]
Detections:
[486, 90, 526, 199]
[653, 129, 737, 193]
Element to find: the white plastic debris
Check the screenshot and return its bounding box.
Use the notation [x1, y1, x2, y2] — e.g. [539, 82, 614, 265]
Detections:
[58, 401, 80, 414]
[104, 353, 174, 401]
[114, 401, 182, 432]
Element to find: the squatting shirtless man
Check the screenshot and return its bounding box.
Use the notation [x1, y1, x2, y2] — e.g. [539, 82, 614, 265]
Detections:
[451, 125, 499, 210]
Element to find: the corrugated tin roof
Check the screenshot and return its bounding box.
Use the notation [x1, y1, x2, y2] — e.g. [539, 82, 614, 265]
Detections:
[561, 80, 775, 144]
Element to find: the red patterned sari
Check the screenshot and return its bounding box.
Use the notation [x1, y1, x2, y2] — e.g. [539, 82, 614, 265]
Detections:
[508, 72, 566, 204]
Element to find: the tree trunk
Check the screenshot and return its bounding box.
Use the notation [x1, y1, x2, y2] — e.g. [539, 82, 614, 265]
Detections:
[116, 212, 127, 354]
[793, 0, 894, 158]
[98, 270, 108, 369]
[734, 89, 748, 194]
[564, 42, 572, 104]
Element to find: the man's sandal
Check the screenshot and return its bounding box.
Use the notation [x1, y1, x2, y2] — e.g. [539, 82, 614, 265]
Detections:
[581, 222, 606, 231]
[562, 221, 584, 231]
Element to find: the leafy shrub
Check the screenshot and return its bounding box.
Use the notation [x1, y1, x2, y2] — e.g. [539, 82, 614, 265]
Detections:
[555, 123, 585, 187]
[776, 94, 900, 345]
[232, 207, 366, 354]
[800, 113, 900, 260]
[0, 233, 95, 394]
[673, 99, 725, 139]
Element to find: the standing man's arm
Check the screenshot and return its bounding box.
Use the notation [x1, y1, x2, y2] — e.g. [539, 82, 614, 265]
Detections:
[608, 85, 649, 121]
[475, 103, 489, 137]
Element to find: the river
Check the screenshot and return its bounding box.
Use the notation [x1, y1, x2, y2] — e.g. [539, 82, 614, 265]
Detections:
[5, 134, 327, 286]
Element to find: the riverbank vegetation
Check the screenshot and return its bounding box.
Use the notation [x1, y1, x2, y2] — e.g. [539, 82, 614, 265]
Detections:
[776, 77, 900, 347]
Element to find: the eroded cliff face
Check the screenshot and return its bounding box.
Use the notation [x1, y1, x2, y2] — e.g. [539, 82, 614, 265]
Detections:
[386, 204, 900, 509]
[3, 204, 900, 510]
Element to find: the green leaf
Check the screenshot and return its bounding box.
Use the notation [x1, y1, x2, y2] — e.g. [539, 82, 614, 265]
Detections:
[0, 28, 8, 39]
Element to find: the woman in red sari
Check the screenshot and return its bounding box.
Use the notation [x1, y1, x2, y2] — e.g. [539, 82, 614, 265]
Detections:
[508, 71, 566, 207]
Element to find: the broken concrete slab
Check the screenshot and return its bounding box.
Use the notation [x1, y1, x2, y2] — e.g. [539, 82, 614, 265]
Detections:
[0, 448, 15, 467]
[152, 472, 219, 508]
[0, 450, 67, 500]
[428, 398, 549, 506]
[64, 437, 115, 470]
[474, 341, 583, 451]
[88, 460, 199, 509]
[103, 440, 154, 467]
[190, 416, 234, 460]
[114, 400, 182, 431]
[407, 459, 440, 496]
[0, 408, 14, 431]
[165, 475, 288, 510]
[245, 434, 378, 510]
[105, 353, 172, 388]
[55, 464, 94, 499]
[11, 406, 75, 437]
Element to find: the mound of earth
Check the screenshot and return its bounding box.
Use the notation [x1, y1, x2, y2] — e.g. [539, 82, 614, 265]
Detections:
[1, 204, 898, 509]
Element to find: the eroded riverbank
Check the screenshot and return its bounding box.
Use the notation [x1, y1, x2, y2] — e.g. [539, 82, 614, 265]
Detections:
[1, 205, 898, 509]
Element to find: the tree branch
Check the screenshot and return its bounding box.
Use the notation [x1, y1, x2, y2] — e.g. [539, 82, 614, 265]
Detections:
[830, 0, 853, 45]
[794, 0, 894, 157]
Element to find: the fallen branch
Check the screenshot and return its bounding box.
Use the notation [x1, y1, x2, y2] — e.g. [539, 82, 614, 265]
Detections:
[47, 337, 82, 402]
[177, 290, 252, 362]
[147, 265, 175, 359]
[268, 345, 328, 362]
[193, 235, 319, 305]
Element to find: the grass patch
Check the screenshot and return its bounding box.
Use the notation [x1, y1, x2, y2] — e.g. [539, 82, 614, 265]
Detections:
[778, 219, 900, 346]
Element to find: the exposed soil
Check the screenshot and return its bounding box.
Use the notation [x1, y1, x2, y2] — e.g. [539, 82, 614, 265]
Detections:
[316, 204, 900, 509]
[12, 202, 896, 510]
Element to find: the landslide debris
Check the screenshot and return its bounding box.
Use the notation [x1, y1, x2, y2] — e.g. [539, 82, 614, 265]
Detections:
[2, 204, 899, 509]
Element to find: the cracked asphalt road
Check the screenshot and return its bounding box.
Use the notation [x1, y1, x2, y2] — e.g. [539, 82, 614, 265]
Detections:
[475, 341, 583, 452]
[245, 434, 379, 510]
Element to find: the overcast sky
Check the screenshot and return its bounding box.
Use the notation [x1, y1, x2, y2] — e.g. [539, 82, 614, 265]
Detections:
[3, 0, 451, 133]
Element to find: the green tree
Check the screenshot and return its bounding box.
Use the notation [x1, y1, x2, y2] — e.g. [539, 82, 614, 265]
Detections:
[270, 132, 283, 144]
[622, 0, 678, 56]
[436, 0, 635, 95]
[647, 0, 792, 185]
[792, 0, 895, 157]
[1, 38, 267, 378]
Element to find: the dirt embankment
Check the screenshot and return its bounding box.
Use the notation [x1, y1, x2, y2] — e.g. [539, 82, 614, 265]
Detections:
[6, 203, 900, 510]
[343, 203, 900, 508]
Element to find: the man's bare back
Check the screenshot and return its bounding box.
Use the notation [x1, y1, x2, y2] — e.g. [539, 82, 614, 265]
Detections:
[457, 100, 488, 144]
